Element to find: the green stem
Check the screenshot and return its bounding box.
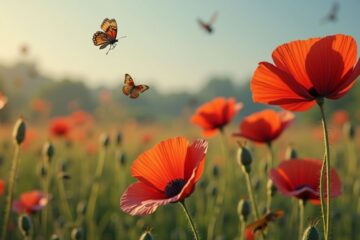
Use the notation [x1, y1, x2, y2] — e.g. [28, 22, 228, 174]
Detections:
[319, 153, 327, 235]
[239, 218, 245, 240]
[86, 147, 107, 239]
[57, 176, 73, 221]
[42, 156, 50, 238]
[298, 200, 304, 240]
[1, 144, 21, 240]
[318, 100, 331, 240]
[179, 201, 200, 240]
[266, 142, 274, 213]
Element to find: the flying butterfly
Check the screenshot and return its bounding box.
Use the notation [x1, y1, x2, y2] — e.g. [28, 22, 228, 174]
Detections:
[122, 74, 149, 99]
[197, 12, 218, 34]
[92, 18, 126, 54]
[321, 2, 340, 23]
[245, 210, 284, 237]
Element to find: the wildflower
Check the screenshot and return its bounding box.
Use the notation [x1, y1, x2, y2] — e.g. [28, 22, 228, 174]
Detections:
[49, 117, 71, 137]
[120, 137, 208, 216]
[13, 191, 48, 214]
[251, 34, 360, 111]
[270, 159, 341, 204]
[191, 97, 242, 137]
[0, 180, 4, 196]
[233, 109, 294, 143]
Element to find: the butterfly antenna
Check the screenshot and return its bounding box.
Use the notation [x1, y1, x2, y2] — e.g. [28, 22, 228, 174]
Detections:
[106, 46, 111, 55]
[118, 35, 127, 39]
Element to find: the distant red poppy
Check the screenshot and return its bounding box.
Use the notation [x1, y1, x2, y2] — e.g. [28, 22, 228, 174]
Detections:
[22, 128, 38, 150]
[120, 136, 208, 216]
[331, 110, 349, 126]
[313, 126, 341, 144]
[191, 97, 243, 137]
[49, 117, 71, 137]
[270, 159, 341, 204]
[13, 191, 48, 214]
[0, 180, 5, 196]
[251, 34, 360, 111]
[233, 109, 294, 143]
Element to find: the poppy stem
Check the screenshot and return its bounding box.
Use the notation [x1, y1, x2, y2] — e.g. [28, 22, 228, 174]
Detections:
[1, 144, 21, 240]
[318, 100, 331, 240]
[179, 200, 200, 240]
[298, 200, 304, 240]
[266, 142, 274, 213]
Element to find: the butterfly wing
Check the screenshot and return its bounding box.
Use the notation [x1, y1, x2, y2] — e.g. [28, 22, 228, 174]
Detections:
[130, 85, 149, 99]
[122, 74, 135, 96]
[245, 217, 268, 234]
[101, 18, 118, 39]
[209, 11, 218, 25]
[93, 31, 110, 49]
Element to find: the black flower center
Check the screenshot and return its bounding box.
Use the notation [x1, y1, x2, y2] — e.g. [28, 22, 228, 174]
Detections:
[308, 87, 320, 98]
[295, 184, 314, 200]
[164, 179, 186, 198]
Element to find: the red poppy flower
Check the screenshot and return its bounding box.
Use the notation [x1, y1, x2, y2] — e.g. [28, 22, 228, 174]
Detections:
[233, 109, 294, 143]
[13, 191, 48, 214]
[0, 180, 5, 196]
[31, 98, 51, 114]
[251, 34, 360, 111]
[270, 159, 341, 204]
[191, 97, 243, 137]
[120, 136, 208, 216]
[49, 117, 71, 137]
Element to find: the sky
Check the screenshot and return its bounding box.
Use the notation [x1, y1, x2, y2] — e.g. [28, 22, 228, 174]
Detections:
[1, 0, 360, 93]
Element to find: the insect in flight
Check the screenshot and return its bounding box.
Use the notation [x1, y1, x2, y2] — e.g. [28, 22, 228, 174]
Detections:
[92, 18, 126, 54]
[245, 210, 284, 237]
[122, 74, 150, 99]
[197, 12, 218, 34]
[321, 2, 340, 23]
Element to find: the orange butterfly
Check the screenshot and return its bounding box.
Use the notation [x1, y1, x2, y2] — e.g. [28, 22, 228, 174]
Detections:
[245, 210, 284, 237]
[197, 12, 218, 34]
[92, 18, 126, 54]
[122, 74, 149, 99]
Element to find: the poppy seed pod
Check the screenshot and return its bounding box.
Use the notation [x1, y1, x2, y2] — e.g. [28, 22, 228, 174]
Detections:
[343, 122, 356, 140]
[139, 231, 153, 240]
[237, 199, 251, 222]
[71, 228, 83, 240]
[212, 164, 220, 178]
[302, 225, 320, 240]
[42, 141, 55, 160]
[18, 214, 31, 237]
[115, 131, 123, 146]
[100, 133, 110, 148]
[237, 145, 253, 167]
[285, 145, 298, 160]
[267, 179, 277, 197]
[13, 118, 26, 145]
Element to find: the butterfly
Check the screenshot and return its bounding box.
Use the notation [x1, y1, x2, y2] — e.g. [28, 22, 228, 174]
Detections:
[245, 210, 284, 236]
[92, 18, 126, 54]
[197, 12, 218, 34]
[122, 74, 149, 99]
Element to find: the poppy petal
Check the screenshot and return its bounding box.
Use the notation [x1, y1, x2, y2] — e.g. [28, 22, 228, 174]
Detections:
[131, 137, 189, 192]
[120, 182, 169, 216]
[184, 139, 208, 181]
[305, 34, 358, 96]
[251, 62, 313, 108]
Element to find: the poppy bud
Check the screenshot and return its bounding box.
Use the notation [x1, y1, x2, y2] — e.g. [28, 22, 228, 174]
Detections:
[237, 145, 253, 167]
[206, 184, 218, 197]
[285, 145, 298, 160]
[42, 141, 55, 160]
[100, 133, 110, 148]
[267, 179, 277, 197]
[39, 164, 47, 178]
[212, 164, 220, 178]
[18, 214, 31, 237]
[118, 152, 126, 166]
[302, 225, 320, 240]
[58, 172, 71, 180]
[13, 117, 26, 145]
[71, 228, 83, 240]
[139, 230, 153, 240]
[237, 199, 250, 222]
[115, 131, 122, 146]
[343, 122, 356, 140]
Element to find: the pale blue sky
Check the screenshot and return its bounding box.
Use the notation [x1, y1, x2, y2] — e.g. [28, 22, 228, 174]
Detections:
[1, 1, 360, 92]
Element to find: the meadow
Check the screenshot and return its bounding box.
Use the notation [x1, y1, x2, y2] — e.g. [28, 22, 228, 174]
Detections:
[0, 104, 359, 239]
